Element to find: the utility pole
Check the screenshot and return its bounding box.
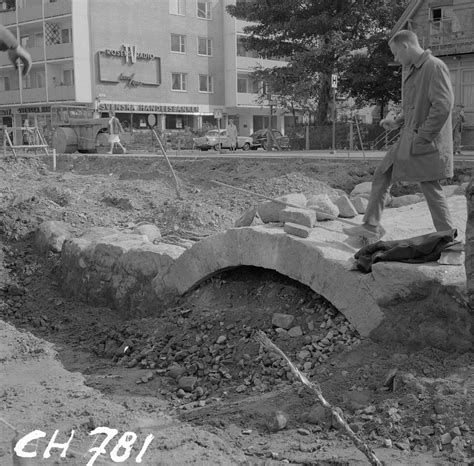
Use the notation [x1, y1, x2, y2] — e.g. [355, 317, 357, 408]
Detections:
[303, 111, 310, 151]
[331, 74, 338, 153]
[267, 95, 275, 152]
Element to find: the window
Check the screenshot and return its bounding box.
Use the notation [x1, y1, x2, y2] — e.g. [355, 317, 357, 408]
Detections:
[462, 70, 474, 109]
[169, 0, 185, 15]
[237, 74, 248, 93]
[63, 69, 74, 86]
[20, 35, 30, 48]
[199, 74, 213, 93]
[35, 32, 43, 47]
[197, 37, 212, 56]
[60, 28, 71, 44]
[236, 36, 258, 58]
[197, 1, 211, 19]
[171, 34, 186, 53]
[171, 72, 187, 91]
[237, 74, 261, 94]
[22, 74, 31, 90]
[35, 70, 45, 88]
[0, 77, 10, 92]
[430, 6, 453, 36]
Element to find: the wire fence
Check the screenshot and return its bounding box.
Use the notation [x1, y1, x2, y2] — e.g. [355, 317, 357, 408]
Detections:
[286, 122, 398, 151]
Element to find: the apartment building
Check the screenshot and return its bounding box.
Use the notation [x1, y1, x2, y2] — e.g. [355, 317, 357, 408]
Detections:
[0, 0, 288, 137]
[392, 0, 474, 148]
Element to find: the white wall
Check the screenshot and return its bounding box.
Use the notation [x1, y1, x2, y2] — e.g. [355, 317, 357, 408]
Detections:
[72, 0, 92, 103]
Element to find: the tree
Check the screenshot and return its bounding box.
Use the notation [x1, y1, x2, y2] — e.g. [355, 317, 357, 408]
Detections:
[339, 32, 402, 120]
[227, 0, 409, 123]
[251, 63, 320, 126]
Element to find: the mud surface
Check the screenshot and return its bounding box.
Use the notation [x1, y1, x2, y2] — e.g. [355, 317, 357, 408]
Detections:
[0, 155, 473, 465]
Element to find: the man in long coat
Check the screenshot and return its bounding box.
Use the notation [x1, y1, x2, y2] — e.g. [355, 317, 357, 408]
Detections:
[344, 30, 454, 240]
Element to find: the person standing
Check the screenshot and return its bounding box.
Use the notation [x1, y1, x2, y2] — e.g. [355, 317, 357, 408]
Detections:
[344, 30, 455, 240]
[452, 104, 465, 155]
[227, 119, 238, 151]
[107, 111, 127, 154]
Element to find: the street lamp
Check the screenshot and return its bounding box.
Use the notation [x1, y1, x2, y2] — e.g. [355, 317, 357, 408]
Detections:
[266, 95, 277, 152]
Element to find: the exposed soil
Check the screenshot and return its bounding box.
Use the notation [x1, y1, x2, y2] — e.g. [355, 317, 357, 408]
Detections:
[0, 154, 473, 465]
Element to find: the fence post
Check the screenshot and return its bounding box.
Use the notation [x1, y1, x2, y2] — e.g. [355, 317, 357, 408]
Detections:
[53, 148, 56, 171]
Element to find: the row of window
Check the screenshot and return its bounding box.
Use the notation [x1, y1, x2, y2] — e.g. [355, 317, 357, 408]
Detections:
[18, 24, 72, 49]
[170, 0, 213, 19]
[0, 68, 73, 91]
[171, 34, 212, 56]
[171, 72, 213, 93]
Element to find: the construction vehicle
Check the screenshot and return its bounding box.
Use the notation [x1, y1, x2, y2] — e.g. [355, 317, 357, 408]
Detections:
[50, 105, 110, 154]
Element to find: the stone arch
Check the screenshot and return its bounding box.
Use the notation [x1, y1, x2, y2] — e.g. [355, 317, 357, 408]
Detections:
[153, 226, 386, 336]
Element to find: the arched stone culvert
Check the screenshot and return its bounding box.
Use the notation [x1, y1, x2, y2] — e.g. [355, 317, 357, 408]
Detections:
[57, 196, 472, 350]
[152, 225, 471, 349]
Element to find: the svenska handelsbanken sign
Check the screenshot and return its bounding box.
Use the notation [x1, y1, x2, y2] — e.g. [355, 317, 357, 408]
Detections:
[98, 103, 200, 114]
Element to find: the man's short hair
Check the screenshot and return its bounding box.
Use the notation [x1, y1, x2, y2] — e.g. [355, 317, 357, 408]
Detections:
[390, 30, 420, 47]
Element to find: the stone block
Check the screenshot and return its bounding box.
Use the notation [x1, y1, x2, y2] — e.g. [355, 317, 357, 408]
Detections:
[279, 207, 316, 228]
[283, 222, 311, 238]
[178, 376, 198, 392]
[335, 195, 358, 218]
[389, 194, 423, 208]
[352, 196, 368, 214]
[288, 326, 303, 337]
[133, 224, 161, 242]
[35, 220, 74, 254]
[272, 313, 295, 329]
[306, 194, 339, 221]
[258, 193, 307, 223]
[234, 206, 257, 227]
[350, 182, 372, 198]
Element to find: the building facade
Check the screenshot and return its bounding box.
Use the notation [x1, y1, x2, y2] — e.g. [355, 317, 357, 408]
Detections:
[392, 0, 474, 148]
[0, 0, 289, 139]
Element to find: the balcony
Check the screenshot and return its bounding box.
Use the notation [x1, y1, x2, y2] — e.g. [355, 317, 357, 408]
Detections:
[0, 89, 20, 105]
[0, 52, 13, 66]
[44, 0, 72, 18]
[22, 87, 47, 102]
[426, 31, 474, 56]
[237, 92, 261, 107]
[30, 46, 46, 62]
[48, 84, 74, 101]
[45, 43, 73, 60]
[17, 4, 42, 23]
[0, 9, 17, 26]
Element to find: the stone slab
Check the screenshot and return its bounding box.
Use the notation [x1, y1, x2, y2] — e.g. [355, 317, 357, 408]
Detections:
[284, 222, 311, 238]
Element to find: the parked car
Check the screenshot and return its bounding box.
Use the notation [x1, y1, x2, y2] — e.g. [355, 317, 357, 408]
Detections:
[250, 129, 290, 150]
[194, 129, 253, 151]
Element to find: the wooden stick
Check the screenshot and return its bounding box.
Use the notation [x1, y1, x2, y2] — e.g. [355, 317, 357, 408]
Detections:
[152, 129, 182, 199]
[254, 331, 383, 466]
[211, 180, 359, 227]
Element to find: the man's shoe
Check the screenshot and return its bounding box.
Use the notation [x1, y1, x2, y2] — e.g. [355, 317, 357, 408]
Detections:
[343, 223, 385, 240]
[123, 148, 127, 153]
[107, 151, 113, 154]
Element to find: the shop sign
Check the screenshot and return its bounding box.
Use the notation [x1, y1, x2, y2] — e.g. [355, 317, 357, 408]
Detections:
[18, 106, 51, 114]
[118, 73, 143, 88]
[98, 103, 200, 114]
[100, 44, 155, 64]
[0, 108, 12, 115]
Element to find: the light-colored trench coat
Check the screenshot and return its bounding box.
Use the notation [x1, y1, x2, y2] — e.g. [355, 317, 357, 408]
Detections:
[380, 50, 454, 183]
